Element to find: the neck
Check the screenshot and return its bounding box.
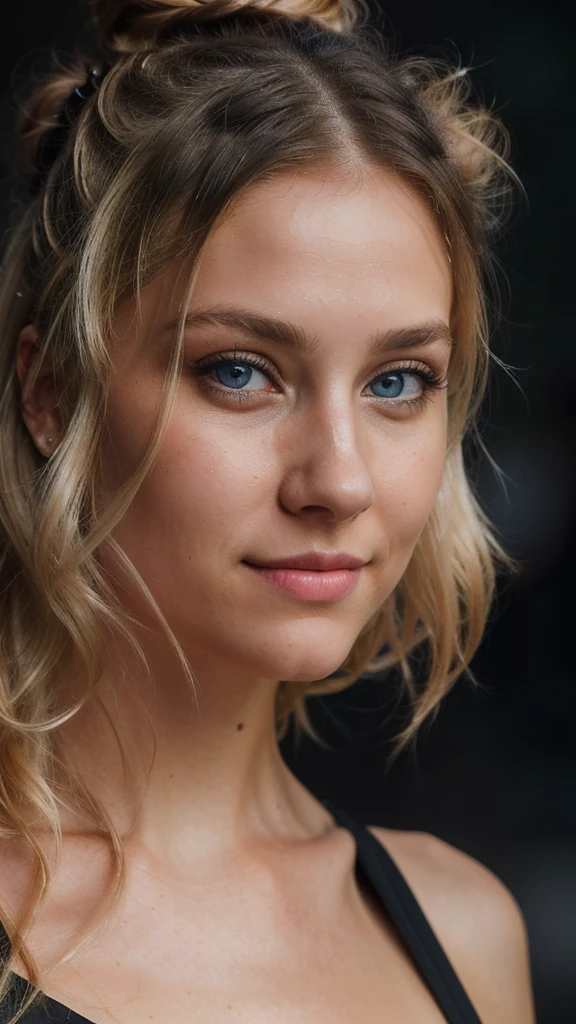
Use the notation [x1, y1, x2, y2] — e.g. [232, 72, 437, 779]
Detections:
[55, 625, 326, 870]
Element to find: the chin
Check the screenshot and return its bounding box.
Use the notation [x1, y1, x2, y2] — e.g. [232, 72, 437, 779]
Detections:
[242, 637, 355, 685]
[178, 614, 363, 683]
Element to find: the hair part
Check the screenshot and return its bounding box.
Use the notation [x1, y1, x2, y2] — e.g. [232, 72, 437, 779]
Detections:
[0, 0, 520, 1013]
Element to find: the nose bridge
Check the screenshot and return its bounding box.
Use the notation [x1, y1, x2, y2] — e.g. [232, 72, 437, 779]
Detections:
[279, 388, 375, 521]
[318, 393, 361, 457]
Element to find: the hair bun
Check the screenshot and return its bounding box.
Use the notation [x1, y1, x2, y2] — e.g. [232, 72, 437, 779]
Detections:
[91, 0, 357, 53]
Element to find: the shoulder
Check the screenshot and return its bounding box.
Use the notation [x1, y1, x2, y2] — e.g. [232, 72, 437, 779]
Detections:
[0, 832, 115, 972]
[367, 825, 536, 1024]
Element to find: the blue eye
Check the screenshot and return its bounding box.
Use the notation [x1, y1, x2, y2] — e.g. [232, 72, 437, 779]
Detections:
[194, 358, 270, 393]
[369, 372, 421, 400]
[212, 360, 269, 391]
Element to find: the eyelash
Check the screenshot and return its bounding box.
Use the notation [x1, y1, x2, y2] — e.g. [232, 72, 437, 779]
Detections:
[191, 351, 447, 412]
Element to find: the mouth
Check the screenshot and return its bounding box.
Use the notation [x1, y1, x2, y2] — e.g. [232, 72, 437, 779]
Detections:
[242, 561, 363, 602]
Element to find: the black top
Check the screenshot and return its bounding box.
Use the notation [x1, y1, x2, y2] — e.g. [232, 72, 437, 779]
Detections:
[1, 800, 482, 1023]
[322, 800, 483, 1024]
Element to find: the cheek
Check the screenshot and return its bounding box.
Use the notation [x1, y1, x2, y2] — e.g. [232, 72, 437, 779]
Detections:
[102, 401, 264, 571]
[374, 416, 447, 554]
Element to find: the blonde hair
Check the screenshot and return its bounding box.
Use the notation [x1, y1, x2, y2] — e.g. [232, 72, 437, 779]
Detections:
[0, 0, 520, 1013]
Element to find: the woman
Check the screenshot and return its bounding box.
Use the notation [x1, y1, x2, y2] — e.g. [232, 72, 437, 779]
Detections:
[0, 0, 535, 1020]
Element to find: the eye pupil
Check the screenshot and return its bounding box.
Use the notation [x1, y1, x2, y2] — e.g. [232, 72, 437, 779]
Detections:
[215, 361, 254, 389]
[371, 372, 405, 399]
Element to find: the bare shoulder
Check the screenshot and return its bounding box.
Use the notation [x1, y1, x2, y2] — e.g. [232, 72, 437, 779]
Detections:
[367, 825, 536, 1024]
[0, 832, 115, 971]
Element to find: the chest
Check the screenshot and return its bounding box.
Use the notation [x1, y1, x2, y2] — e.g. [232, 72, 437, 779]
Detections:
[25, 872, 447, 1024]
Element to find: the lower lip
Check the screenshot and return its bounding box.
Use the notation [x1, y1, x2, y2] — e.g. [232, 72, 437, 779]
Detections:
[243, 563, 362, 601]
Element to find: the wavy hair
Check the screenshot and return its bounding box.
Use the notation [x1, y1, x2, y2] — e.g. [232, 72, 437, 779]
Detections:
[0, 0, 519, 1013]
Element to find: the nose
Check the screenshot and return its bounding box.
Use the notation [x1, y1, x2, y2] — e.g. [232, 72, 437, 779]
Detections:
[278, 400, 375, 524]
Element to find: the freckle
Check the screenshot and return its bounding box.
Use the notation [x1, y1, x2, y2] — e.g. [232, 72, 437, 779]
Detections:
[169, 774, 173, 779]
[115, 961, 120, 966]
[150, 906, 155, 910]
[226, 1005, 232, 1010]
[160, 893, 164, 898]
[187, 990, 191, 995]
[236, 722, 244, 731]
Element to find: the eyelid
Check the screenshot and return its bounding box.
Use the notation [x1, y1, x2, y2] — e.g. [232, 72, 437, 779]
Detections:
[195, 349, 276, 370]
[371, 356, 441, 375]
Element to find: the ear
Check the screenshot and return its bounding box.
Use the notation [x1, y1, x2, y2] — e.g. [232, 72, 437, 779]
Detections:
[16, 323, 63, 458]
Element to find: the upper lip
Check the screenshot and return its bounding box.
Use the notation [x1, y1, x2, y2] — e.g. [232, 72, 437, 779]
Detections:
[244, 551, 369, 571]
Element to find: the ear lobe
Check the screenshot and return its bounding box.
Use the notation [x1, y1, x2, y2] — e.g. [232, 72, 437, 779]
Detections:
[16, 322, 63, 456]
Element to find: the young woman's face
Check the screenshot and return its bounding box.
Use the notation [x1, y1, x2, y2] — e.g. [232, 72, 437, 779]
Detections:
[100, 164, 453, 683]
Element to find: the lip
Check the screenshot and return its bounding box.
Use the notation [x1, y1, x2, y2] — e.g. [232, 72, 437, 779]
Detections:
[243, 551, 369, 571]
[244, 564, 363, 601]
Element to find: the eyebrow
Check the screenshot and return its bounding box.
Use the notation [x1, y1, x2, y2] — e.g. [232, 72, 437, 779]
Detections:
[161, 306, 454, 357]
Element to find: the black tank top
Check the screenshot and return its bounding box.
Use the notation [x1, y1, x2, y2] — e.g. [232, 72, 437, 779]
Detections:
[1, 800, 483, 1024]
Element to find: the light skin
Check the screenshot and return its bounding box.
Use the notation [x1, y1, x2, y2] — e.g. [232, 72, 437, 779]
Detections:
[12, 163, 535, 1022]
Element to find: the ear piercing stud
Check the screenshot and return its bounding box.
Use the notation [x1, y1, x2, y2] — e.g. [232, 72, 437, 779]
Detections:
[36, 436, 59, 455]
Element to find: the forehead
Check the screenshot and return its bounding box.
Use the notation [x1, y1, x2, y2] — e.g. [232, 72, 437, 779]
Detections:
[192, 163, 452, 324]
[112, 163, 453, 360]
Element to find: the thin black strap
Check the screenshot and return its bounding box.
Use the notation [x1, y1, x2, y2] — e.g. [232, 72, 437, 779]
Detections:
[321, 799, 483, 1024]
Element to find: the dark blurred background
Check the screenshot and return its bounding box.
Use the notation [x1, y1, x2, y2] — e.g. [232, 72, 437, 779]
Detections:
[1, 2, 574, 1021]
